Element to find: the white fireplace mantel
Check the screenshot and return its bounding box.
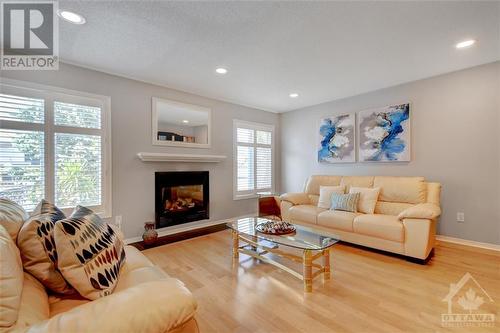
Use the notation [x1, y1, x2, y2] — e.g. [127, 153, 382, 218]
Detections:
[137, 152, 227, 163]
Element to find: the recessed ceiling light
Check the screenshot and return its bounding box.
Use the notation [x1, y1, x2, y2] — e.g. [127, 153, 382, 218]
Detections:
[215, 67, 228, 74]
[289, 93, 299, 98]
[455, 39, 476, 49]
[182, 120, 189, 124]
[57, 10, 86, 25]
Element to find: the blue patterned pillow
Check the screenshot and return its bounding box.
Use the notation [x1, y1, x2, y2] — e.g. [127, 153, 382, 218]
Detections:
[330, 192, 360, 212]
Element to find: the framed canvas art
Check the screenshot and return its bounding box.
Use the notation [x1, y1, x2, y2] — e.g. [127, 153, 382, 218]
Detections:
[318, 113, 355, 163]
[358, 103, 410, 162]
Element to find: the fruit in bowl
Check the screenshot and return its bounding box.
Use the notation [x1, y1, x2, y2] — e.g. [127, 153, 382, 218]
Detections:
[255, 220, 296, 235]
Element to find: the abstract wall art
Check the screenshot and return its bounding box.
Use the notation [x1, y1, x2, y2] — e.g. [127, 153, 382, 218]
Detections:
[318, 114, 355, 163]
[358, 103, 410, 162]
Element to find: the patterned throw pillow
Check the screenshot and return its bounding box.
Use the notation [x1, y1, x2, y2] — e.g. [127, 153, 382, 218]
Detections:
[16, 200, 74, 294]
[330, 192, 360, 213]
[54, 206, 126, 300]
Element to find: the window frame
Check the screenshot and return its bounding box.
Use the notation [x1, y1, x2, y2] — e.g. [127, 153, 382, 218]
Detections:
[233, 119, 275, 200]
[0, 78, 112, 217]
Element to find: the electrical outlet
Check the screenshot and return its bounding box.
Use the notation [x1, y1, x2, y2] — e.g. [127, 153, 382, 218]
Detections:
[115, 215, 122, 230]
[457, 212, 465, 223]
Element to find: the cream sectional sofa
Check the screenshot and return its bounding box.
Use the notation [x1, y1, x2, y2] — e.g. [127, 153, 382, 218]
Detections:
[280, 176, 441, 261]
[0, 200, 198, 333]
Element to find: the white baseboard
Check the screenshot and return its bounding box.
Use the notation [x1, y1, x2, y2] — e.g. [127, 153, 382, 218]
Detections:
[124, 213, 256, 245]
[436, 235, 500, 252]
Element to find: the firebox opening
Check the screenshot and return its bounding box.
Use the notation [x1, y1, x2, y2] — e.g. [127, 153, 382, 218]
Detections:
[155, 172, 209, 229]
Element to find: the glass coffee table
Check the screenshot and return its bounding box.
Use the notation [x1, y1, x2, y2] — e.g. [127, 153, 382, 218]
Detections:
[227, 217, 340, 292]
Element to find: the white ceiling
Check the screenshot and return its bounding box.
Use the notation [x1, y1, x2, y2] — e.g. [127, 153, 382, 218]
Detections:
[58, 1, 500, 113]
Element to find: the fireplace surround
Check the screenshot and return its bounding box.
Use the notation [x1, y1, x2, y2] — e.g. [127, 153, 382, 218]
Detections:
[155, 171, 209, 229]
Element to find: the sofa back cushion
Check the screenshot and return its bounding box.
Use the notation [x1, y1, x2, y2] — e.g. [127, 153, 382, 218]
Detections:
[17, 200, 74, 294]
[0, 198, 27, 242]
[55, 206, 126, 300]
[426, 182, 441, 206]
[0, 225, 23, 328]
[374, 202, 414, 216]
[340, 176, 374, 192]
[373, 176, 426, 204]
[304, 175, 341, 195]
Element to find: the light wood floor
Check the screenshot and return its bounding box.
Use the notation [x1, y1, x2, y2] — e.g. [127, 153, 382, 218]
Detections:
[144, 230, 500, 333]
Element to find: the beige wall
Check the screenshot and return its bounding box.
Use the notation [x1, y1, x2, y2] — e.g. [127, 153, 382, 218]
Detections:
[280, 62, 500, 245]
[2, 63, 280, 239]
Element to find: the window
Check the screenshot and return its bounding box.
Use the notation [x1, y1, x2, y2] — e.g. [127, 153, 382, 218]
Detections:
[233, 120, 274, 199]
[0, 80, 111, 216]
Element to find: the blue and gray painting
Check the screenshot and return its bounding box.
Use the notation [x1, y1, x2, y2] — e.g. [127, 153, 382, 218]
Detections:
[359, 103, 410, 162]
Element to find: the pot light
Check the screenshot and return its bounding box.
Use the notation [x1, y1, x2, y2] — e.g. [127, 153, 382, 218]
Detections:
[182, 120, 189, 124]
[455, 39, 475, 49]
[289, 93, 299, 98]
[57, 10, 86, 24]
[215, 67, 228, 74]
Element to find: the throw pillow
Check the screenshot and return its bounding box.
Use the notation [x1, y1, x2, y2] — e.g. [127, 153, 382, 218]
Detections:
[330, 193, 360, 213]
[0, 198, 28, 242]
[54, 206, 126, 300]
[349, 187, 381, 214]
[317, 185, 345, 209]
[16, 200, 74, 294]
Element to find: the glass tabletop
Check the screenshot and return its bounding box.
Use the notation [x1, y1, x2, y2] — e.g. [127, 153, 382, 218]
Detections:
[226, 217, 340, 250]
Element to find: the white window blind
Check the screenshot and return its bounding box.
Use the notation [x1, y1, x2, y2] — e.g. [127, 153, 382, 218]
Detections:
[233, 120, 274, 199]
[0, 82, 111, 216]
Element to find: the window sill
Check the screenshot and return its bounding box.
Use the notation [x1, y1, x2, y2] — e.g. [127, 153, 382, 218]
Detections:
[233, 194, 259, 201]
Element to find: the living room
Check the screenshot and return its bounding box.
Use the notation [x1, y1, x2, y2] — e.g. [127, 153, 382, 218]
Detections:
[0, 1, 499, 332]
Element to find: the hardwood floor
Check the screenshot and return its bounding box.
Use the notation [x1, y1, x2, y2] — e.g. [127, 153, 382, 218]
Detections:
[143, 230, 500, 333]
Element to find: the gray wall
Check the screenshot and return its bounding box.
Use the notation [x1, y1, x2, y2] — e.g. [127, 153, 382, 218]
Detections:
[2, 63, 280, 239]
[280, 62, 500, 245]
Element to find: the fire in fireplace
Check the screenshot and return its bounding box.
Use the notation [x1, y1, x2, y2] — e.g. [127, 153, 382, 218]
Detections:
[155, 172, 209, 229]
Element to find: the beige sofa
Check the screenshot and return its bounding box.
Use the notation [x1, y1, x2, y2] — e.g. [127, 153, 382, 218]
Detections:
[0, 203, 198, 333]
[280, 176, 441, 261]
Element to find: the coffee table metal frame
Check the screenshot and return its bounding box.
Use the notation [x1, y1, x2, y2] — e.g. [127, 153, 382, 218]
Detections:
[230, 228, 333, 293]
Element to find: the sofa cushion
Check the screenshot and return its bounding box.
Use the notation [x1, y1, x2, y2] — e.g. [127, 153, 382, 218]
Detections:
[0, 225, 23, 328]
[374, 202, 414, 216]
[0, 198, 27, 242]
[353, 214, 404, 242]
[317, 210, 360, 232]
[55, 206, 126, 300]
[289, 205, 325, 224]
[305, 175, 342, 195]
[349, 187, 380, 214]
[340, 176, 374, 191]
[318, 185, 345, 209]
[49, 295, 89, 318]
[373, 176, 426, 204]
[17, 200, 74, 294]
[14, 272, 50, 330]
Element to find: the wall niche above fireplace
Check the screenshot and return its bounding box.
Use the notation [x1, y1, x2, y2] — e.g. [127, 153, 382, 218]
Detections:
[155, 171, 209, 229]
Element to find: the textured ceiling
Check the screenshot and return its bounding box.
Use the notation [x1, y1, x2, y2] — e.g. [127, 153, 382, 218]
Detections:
[58, 1, 500, 112]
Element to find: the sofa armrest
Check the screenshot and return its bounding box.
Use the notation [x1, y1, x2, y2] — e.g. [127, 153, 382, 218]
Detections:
[279, 192, 310, 206]
[398, 203, 441, 221]
[28, 279, 197, 333]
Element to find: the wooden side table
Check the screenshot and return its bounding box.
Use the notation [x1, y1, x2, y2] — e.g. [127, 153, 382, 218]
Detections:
[257, 192, 281, 220]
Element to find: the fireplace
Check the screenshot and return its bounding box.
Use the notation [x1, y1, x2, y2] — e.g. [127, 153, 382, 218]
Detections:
[155, 171, 209, 228]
